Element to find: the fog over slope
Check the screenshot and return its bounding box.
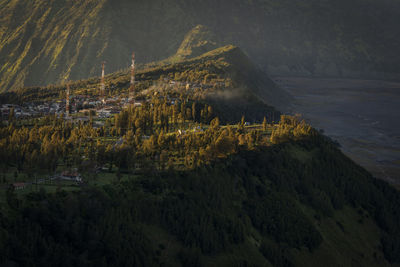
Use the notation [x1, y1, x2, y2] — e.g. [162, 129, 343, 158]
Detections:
[1, 0, 400, 91]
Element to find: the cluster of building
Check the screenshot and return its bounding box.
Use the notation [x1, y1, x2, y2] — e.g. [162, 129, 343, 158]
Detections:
[11, 169, 82, 191]
[1, 51, 220, 123]
[1, 104, 31, 118]
[1, 102, 67, 118]
[67, 95, 122, 118]
[0, 95, 142, 123]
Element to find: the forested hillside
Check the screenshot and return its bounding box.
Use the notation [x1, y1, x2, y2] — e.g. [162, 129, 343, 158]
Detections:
[1, 0, 400, 91]
[1, 119, 400, 266]
[1, 17, 400, 265]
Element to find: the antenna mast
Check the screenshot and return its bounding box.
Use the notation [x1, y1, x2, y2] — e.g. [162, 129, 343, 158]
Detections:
[101, 61, 106, 102]
[66, 83, 71, 117]
[130, 52, 135, 101]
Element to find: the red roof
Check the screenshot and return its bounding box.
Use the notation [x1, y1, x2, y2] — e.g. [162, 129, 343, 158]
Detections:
[62, 171, 80, 177]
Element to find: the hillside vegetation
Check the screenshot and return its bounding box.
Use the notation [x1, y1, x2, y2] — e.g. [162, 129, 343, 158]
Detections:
[1, 0, 400, 91]
[1, 118, 400, 266]
[1, 29, 400, 266]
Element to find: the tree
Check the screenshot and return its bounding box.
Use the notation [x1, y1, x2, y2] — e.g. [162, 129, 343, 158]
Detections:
[210, 117, 220, 129]
[207, 105, 213, 121]
[214, 132, 235, 157]
[263, 117, 267, 131]
[186, 108, 192, 121]
[158, 131, 166, 149]
[159, 150, 168, 170]
[238, 134, 246, 146]
[181, 101, 186, 121]
[167, 157, 174, 171]
[8, 108, 15, 124]
[192, 102, 197, 122]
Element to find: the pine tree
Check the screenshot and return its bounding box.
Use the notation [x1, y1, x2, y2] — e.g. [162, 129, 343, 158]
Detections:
[263, 117, 267, 131]
[8, 108, 15, 124]
[192, 102, 197, 122]
[210, 117, 220, 129]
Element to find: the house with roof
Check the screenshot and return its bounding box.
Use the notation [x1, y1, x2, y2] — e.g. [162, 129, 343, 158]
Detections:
[12, 183, 27, 190]
[60, 171, 82, 183]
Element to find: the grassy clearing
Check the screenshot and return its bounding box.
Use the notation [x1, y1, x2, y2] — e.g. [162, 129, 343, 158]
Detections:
[0, 170, 129, 199]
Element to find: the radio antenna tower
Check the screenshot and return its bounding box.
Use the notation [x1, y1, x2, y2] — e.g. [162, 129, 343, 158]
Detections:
[66, 82, 71, 117]
[101, 61, 106, 103]
[130, 52, 135, 102]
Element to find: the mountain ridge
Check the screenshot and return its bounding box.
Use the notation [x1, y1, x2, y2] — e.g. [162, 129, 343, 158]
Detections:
[1, 0, 400, 92]
[169, 25, 220, 63]
[0, 44, 290, 127]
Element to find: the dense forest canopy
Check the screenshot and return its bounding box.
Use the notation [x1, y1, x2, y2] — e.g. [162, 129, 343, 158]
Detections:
[1, 111, 400, 266]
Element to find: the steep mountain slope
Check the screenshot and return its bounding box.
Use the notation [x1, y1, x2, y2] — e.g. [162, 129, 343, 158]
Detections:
[167, 25, 220, 63]
[0, 0, 194, 91]
[0, 0, 109, 91]
[1, 0, 400, 91]
[161, 42, 291, 112]
[0, 43, 290, 119]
